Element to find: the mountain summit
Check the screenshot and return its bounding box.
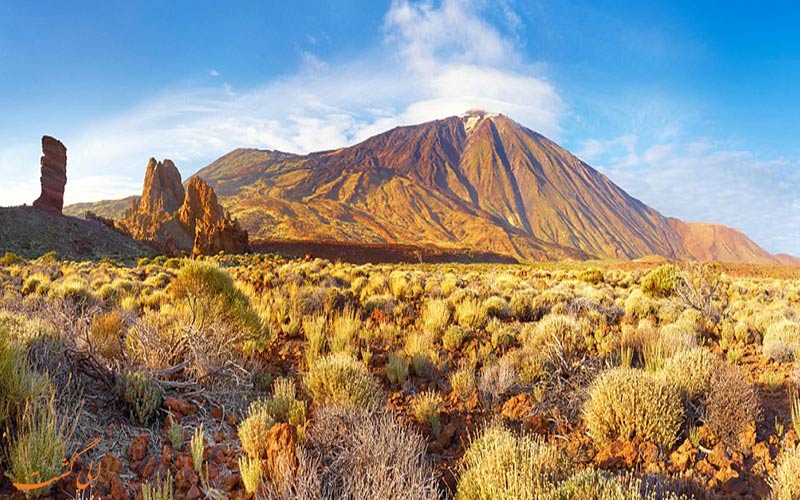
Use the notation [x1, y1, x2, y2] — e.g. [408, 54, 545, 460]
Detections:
[193, 112, 687, 261]
[70, 113, 785, 264]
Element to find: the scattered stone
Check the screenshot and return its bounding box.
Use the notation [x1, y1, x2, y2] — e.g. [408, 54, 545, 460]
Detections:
[164, 396, 197, 415]
[129, 434, 149, 462]
[264, 422, 298, 480]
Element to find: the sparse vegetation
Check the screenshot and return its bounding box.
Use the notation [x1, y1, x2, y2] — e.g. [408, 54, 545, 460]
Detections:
[0, 255, 792, 498]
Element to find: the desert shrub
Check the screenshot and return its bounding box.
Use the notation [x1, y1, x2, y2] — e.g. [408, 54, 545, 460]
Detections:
[456, 297, 488, 330]
[239, 454, 263, 495]
[142, 471, 174, 500]
[89, 310, 125, 360]
[238, 401, 276, 459]
[478, 358, 518, 407]
[527, 314, 586, 364]
[548, 469, 628, 499]
[167, 420, 184, 450]
[762, 319, 800, 362]
[450, 366, 477, 402]
[624, 289, 658, 321]
[385, 353, 409, 385]
[659, 348, 716, 404]
[411, 391, 443, 436]
[191, 424, 204, 473]
[330, 307, 360, 354]
[578, 267, 605, 285]
[21, 273, 50, 296]
[0, 252, 25, 267]
[422, 299, 450, 336]
[507, 291, 534, 321]
[0, 331, 52, 427]
[6, 399, 69, 499]
[442, 325, 467, 350]
[168, 261, 269, 354]
[583, 367, 683, 449]
[300, 405, 438, 499]
[304, 353, 383, 412]
[705, 363, 760, 451]
[770, 445, 800, 500]
[119, 370, 163, 424]
[363, 294, 394, 316]
[255, 377, 308, 426]
[483, 296, 511, 320]
[456, 422, 572, 500]
[641, 264, 681, 298]
[406, 331, 437, 378]
[50, 275, 96, 308]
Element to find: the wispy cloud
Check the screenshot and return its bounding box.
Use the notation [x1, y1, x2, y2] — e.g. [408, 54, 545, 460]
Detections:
[579, 134, 800, 254]
[0, 0, 563, 207]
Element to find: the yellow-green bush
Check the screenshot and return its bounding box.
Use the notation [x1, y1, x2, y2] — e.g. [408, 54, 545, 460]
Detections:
[770, 445, 800, 500]
[583, 367, 683, 448]
[6, 399, 68, 499]
[641, 264, 682, 298]
[304, 353, 383, 411]
[89, 310, 125, 360]
[456, 422, 572, 500]
[238, 400, 276, 459]
[762, 319, 800, 362]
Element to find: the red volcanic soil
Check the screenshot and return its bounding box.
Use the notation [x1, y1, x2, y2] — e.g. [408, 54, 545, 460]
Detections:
[251, 238, 519, 264]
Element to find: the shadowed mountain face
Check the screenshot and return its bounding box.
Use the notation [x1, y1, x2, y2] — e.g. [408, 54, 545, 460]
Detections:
[68, 112, 789, 263]
[193, 112, 685, 261]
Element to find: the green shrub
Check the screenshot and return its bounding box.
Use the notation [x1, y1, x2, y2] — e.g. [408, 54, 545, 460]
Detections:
[142, 471, 174, 500]
[168, 261, 269, 353]
[239, 454, 263, 495]
[304, 353, 383, 411]
[658, 348, 716, 403]
[527, 314, 585, 363]
[583, 367, 683, 448]
[641, 264, 682, 298]
[238, 402, 276, 459]
[6, 399, 68, 499]
[578, 268, 604, 285]
[0, 331, 52, 427]
[483, 296, 511, 320]
[385, 353, 409, 385]
[411, 391, 443, 437]
[456, 422, 572, 500]
[120, 370, 163, 424]
[443, 325, 467, 350]
[191, 424, 204, 473]
[456, 297, 488, 330]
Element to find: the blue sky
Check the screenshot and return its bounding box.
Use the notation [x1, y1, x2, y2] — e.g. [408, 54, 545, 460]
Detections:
[1, 0, 799, 254]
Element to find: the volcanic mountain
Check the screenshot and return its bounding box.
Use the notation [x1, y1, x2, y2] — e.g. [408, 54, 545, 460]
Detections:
[68, 111, 790, 263]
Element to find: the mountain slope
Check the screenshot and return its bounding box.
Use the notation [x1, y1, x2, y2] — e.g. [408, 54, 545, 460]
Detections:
[192, 112, 684, 261]
[667, 218, 779, 265]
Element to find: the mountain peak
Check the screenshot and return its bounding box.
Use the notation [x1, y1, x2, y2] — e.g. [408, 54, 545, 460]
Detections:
[461, 109, 500, 134]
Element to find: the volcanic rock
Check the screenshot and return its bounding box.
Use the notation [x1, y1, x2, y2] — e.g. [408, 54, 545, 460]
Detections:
[140, 158, 185, 214]
[116, 158, 249, 256]
[178, 176, 249, 256]
[32, 135, 67, 213]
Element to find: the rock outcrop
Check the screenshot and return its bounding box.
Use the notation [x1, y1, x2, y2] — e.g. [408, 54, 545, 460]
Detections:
[178, 177, 249, 256]
[117, 158, 249, 256]
[33, 136, 67, 213]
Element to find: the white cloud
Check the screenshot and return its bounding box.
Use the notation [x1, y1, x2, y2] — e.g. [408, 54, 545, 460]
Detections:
[0, 0, 564, 207]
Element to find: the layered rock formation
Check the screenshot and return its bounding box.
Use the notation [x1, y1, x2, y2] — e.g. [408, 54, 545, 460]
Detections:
[33, 136, 67, 213]
[117, 158, 249, 256]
